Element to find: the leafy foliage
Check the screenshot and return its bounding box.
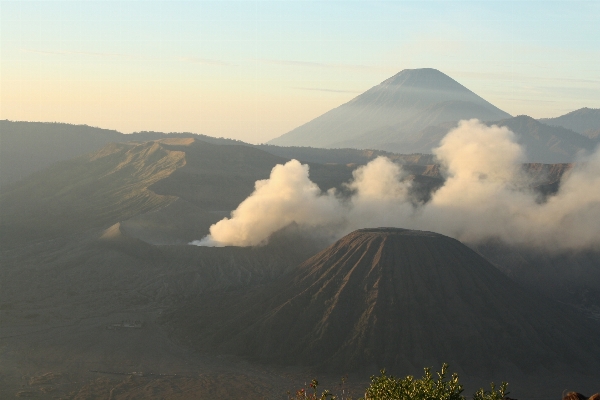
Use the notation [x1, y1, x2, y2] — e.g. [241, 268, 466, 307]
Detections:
[290, 379, 334, 400]
[362, 364, 463, 400]
[473, 382, 509, 400]
[290, 364, 509, 400]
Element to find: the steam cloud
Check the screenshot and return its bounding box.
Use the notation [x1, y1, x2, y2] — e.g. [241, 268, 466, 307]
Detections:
[191, 160, 344, 247]
[191, 119, 600, 250]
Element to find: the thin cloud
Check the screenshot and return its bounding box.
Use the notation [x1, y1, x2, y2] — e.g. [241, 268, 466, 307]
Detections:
[22, 48, 231, 66]
[256, 58, 384, 71]
[21, 48, 137, 59]
[262, 59, 325, 68]
[500, 98, 559, 103]
[178, 57, 232, 66]
[451, 70, 600, 86]
[554, 77, 600, 85]
[294, 87, 360, 94]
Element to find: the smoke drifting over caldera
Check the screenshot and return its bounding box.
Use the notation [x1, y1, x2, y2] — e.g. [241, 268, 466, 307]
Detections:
[193, 119, 600, 251]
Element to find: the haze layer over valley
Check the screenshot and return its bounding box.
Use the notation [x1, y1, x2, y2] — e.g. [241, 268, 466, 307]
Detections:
[2, 68, 600, 398]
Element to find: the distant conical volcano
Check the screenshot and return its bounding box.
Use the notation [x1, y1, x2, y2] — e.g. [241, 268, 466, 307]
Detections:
[268, 68, 511, 148]
[171, 228, 600, 382]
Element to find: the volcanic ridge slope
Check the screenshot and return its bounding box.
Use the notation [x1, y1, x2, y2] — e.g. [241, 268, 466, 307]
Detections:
[540, 107, 600, 140]
[491, 115, 596, 163]
[168, 228, 600, 383]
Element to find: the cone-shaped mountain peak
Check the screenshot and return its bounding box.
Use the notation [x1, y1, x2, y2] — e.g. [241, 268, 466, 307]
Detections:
[380, 68, 469, 89]
[173, 228, 600, 382]
[268, 69, 510, 148]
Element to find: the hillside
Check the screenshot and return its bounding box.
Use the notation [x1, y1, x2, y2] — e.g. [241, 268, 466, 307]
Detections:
[0, 120, 206, 187]
[167, 228, 600, 391]
[268, 68, 511, 148]
[334, 116, 592, 163]
[0, 221, 323, 399]
[256, 145, 436, 166]
[491, 115, 595, 163]
[540, 108, 600, 140]
[1, 134, 578, 249]
[0, 120, 439, 187]
[473, 240, 600, 320]
[0, 138, 272, 245]
[0, 138, 374, 247]
[0, 141, 186, 246]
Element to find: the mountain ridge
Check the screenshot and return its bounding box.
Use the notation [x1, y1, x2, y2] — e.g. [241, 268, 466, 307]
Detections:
[0, 120, 436, 187]
[540, 107, 600, 140]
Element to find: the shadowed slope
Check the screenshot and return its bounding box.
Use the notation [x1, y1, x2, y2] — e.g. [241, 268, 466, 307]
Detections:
[540, 108, 600, 140]
[0, 141, 185, 245]
[0, 138, 283, 246]
[171, 229, 600, 381]
[149, 139, 288, 211]
[0, 120, 202, 186]
[1, 120, 439, 188]
[493, 115, 596, 163]
[0, 221, 325, 399]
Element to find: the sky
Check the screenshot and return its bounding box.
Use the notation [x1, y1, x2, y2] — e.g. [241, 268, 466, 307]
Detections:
[1, 1, 599, 143]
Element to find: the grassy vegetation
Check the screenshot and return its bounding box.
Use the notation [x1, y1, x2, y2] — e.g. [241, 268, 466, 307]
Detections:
[292, 364, 508, 400]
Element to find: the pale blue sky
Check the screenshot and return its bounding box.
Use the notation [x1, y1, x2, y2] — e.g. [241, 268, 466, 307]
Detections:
[2, 1, 599, 142]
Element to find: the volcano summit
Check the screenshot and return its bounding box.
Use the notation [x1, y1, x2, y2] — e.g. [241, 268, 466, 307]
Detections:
[268, 68, 511, 148]
[170, 228, 600, 390]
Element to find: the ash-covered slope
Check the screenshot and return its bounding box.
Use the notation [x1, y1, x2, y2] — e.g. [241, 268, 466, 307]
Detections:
[173, 228, 600, 380]
[268, 68, 510, 148]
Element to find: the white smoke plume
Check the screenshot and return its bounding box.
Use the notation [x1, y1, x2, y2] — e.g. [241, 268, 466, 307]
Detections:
[190, 160, 344, 247]
[192, 119, 600, 250]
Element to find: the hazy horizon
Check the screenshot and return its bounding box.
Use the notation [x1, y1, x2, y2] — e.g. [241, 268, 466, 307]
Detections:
[2, 1, 599, 143]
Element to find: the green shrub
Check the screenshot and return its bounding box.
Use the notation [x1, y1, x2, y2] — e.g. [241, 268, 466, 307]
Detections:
[290, 364, 508, 400]
[472, 382, 509, 400]
[291, 379, 334, 400]
[362, 364, 507, 400]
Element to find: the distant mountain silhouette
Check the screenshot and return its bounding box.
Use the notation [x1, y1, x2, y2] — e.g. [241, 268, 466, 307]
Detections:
[492, 115, 595, 163]
[329, 116, 593, 163]
[170, 228, 600, 384]
[0, 120, 203, 187]
[0, 120, 434, 187]
[268, 68, 511, 148]
[540, 108, 600, 140]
